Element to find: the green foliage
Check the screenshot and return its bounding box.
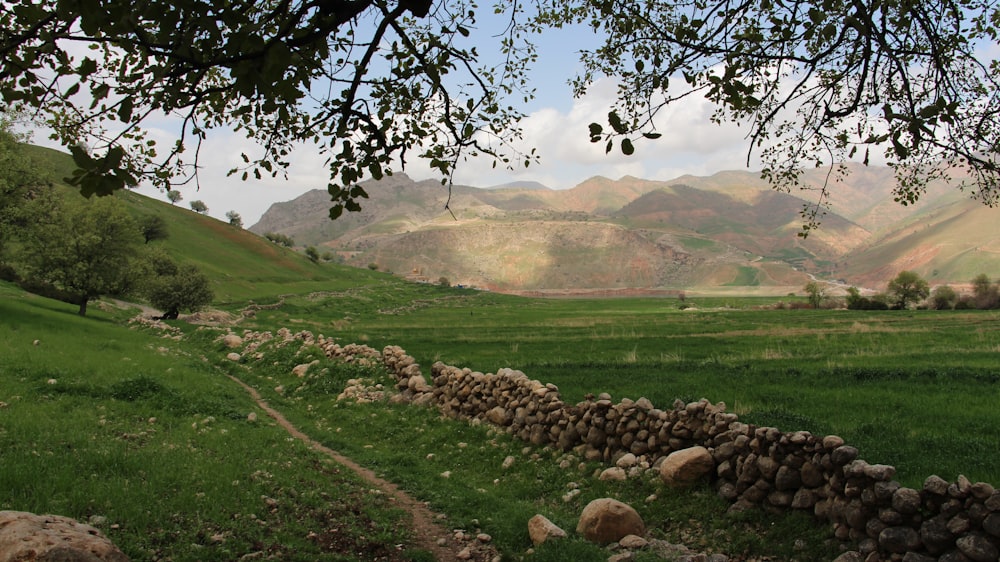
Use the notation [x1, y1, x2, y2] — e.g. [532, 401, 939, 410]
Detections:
[18, 192, 142, 315]
[0, 112, 49, 261]
[166, 189, 182, 204]
[1, 0, 536, 216]
[264, 231, 295, 247]
[803, 281, 824, 308]
[137, 213, 168, 243]
[304, 245, 320, 264]
[930, 285, 957, 310]
[225, 210, 243, 228]
[188, 199, 207, 214]
[143, 251, 214, 319]
[537, 0, 1000, 231]
[971, 273, 1000, 309]
[886, 270, 930, 309]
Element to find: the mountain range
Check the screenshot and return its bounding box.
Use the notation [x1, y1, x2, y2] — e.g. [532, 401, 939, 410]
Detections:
[250, 165, 1000, 294]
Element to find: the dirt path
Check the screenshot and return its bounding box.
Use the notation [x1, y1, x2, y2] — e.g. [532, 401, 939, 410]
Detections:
[226, 374, 499, 562]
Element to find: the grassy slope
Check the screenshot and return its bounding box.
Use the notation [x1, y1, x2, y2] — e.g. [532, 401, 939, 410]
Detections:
[0, 282, 420, 561]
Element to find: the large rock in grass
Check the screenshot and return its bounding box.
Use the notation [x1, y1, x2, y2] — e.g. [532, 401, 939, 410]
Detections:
[659, 446, 715, 487]
[576, 498, 645, 544]
[0, 511, 129, 561]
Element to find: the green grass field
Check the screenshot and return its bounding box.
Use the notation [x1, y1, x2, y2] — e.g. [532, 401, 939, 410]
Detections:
[243, 286, 1000, 487]
[4, 170, 1000, 560]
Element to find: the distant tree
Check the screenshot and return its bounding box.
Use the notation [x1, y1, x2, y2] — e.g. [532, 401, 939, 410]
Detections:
[804, 281, 825, 309]
[438, 276, 450, 287]
[166, 190, 182, 205]
[887, 271, 930, 310]
[846, 286, 889, 310]
[0, 112, 48, 262]
[971, 273, 1000, 309]
[320, 251, 335, 262]
[189, 200, 208, 214]
[367, 263, 379, 271]
[143, 250, 214, 319]
[264, 232, 295, 247]
[225, 210, 243, 228]
[929, 285, 958, 310]
[19, 194, 142, 315]
[304, 246, 320, 264]
[138, 214, 169, 244]
[846, 287, 863, 309]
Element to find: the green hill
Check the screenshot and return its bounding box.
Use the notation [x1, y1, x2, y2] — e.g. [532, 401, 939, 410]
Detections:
[13, 145, 389, 307]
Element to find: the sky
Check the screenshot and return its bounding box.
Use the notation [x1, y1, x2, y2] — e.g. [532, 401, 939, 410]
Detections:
[32, 10, 761, 225]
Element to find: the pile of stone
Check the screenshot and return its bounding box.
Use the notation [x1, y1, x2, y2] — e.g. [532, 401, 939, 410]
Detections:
[368, 345, 1000, 561]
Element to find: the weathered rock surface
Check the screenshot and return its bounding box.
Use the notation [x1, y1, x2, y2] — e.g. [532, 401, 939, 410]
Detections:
[576, 498, 645, 544]
[659, 446, 714, 487]
[0, 511, 129, 562]
[527, 514, 567, 546]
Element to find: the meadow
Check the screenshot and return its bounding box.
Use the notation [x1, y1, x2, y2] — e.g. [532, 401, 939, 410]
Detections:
[4, 264, 1000, 560]
[246, 283, 1000, 487]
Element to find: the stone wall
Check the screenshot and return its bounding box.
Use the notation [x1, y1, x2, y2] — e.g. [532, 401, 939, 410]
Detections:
[309, 336, 1000, 561]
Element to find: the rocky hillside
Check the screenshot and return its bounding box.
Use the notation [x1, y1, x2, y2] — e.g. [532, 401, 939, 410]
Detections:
[250, 167, 1000, 292]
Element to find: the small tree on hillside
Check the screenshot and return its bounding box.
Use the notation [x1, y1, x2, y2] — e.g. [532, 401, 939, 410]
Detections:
[225, 210, 243, 228]
[887, 271, 930, 310]
[189, 200, 208, 214]
[804, 281, 825, 309]
[166, 190, 182, 205]
[264, 232, 295, 247]
[139, 214, 169, 244]
[19, 193, 142, 315]
[144, 253, 214, 320]
[304, 246, 320, 264]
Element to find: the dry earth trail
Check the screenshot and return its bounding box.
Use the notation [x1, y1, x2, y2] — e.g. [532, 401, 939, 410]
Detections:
[226, 374, 500, 562]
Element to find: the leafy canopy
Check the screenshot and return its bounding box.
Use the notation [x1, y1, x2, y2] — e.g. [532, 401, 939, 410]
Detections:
[1, 0, 536, 218]
[536, 0, 1000, 231]
[3, 0, 998, 226]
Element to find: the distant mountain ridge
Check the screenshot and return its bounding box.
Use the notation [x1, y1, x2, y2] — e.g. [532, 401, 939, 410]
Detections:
[251, 166, 1000, 293]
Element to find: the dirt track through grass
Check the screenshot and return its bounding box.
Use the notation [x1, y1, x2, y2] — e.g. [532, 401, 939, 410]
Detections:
[225, 374, 497, 562]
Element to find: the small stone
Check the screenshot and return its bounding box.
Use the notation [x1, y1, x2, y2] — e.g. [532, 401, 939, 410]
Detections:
[892, 487, 921, 515]
[924, 475, 950, 495]
[477, 533, 491, 543]
[599, 467, 627, 481]
[502, 456, 516, 469]
[226, 352, 241, 361]
[659, 446, 714, 487]
[222, 334, 243, 348]
[879, 527, 920, 554]
[619, 534, 648, 549]
[957, 533, 999, 562]
[247, 412, 257, 422]
[456, 547, 472, 560]
[831, 446, 859, 465]
[527, 514, 567, 546]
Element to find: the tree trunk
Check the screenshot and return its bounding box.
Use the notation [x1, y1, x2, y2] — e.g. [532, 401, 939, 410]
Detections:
[78, 297, 88, 316]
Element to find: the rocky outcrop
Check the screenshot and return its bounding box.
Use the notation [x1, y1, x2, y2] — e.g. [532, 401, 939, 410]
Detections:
[0, 511, 129, 562]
